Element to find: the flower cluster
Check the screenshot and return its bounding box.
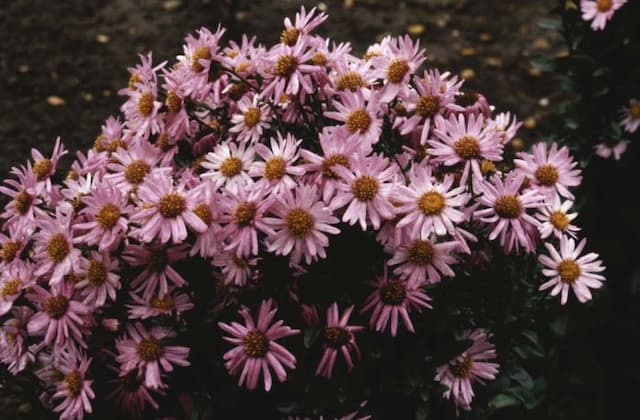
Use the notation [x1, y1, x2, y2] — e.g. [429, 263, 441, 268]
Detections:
[0, 6, 605, 418]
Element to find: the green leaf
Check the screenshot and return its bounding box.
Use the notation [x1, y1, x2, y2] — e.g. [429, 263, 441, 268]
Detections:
[489, 393, 521, 409]
[509, 367, 534, 390]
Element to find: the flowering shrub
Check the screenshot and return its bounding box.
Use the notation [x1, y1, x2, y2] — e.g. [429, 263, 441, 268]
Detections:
[0, 7, 606, 419]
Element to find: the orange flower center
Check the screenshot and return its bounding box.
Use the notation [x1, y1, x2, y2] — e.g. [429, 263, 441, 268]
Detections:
[13, 191, 33, 215]
[535, 164, 559, 186]
[416, 95, 440, 118]
[387, 59, 410, 83]
[494, 195, 522, 219]
[418, 191, 445, 215]
[453, 136, 481, 160]
[408, 240, 435, 266]
[380, 281, 407, 305]
[243, 107, 261, 128]
[233, 202, 257, 227]
[137, 338, 164, 361]
[64, 370, 83, 398]
[33, 158, 53, 180]
[264, 156, 287, 181]
[346, 109, 371, 133]
[322, 154, 350, 179]
[558, 259, 581, 283]
[550, 211, 569, 231]
[220, 156, 243, 178]
[351, 176, 379, 202]
[47, 233, 70, 263]
[124, 160, 150, 185]
[244, 330, 269, 358]
[285, 208, 315, 238]
[596, 0, 613, 12]
[96, 203, 121, 229]
[324, 327, 350, 349]
[450, 354, 474, 378]
[158, 192, 186, 218]
[275, 54, 298, 77]
[336, 71, 365, 91]
[280, 27, 300, 46]
[44, 295, 69, 319]
[137, 92, 155, 117]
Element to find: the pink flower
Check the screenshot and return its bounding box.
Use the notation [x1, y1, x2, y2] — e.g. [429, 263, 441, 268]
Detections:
[264, 184, 340, 265]
[513, 142, 582, 200]
[107, 367, 163, 417]
[218, 299, 300, 391]
[474, 173, 545, 254]
[539, 236, 605, 305]
[201, 141, 255, 194]
[392, 165, 469, 238]
[29, 136, 68, 193]
[0, 261, 35, 315]
[361, 268, 431, 336]
[619, 98, 640, 133]
[371, 35, 426, 103]
[212, 251, 259, 287]
[329, 154, 397, 230]
[106, 140, 168, 192]
[188, 181, 222, 258]
[0, 165, 45, 232]
[434, 329, 499, 410]
[75, 251, 121, 308]
[116, 322, 190, 389]
[126, 287, 193, 319]
[32, 209, 81, 286]
[429, 114, 503, 187]
[229, 94, 271, 143]
[489, 112, 522, 144]
[535, 196, 580, 239]
[316, 303, 363, 378]
[0, 306, 36, 374]
[580, 0, 626, 31]
[325, 90, 383, 150]
[123, 243, 189, 299]
[280, 6, 327, 46]
[250, 132, 305, 195]
[52, 354, 95, 420]
[387, 236, 458, 286]
[594, 140, 630, 160]
[27, 283, 91, 348]
[132, 173, 207, 244]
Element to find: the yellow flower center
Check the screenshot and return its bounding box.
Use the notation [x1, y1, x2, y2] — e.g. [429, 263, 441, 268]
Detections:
[220, 156, 243, 178]
[596, 0, 613, 12]
[336, 71, 365, 91]
[192, 46, 211, 72]
[535, 164, 559, 187]
[96, 203, 121, 229]
[380, 281, 407, 305]
[33, 158, 53, 180]
[285, 208, 315, 238]
[324, 327, 350, 349]
[1, 278, 21, 298]
[453, 136, 481, 160]
[418, 191, 445, 215]
[124, 160, 150, 185]
[280, 27, 300, 46]
[346, 109, 372, 133]
[243, 107, 261, 128]
[494, 195, 523, 219]
[416, 95, 440, 118]
[322, 154, 350, 179]
[166, 91, 182, 113]
[481, 160, 497, 176]
[128, 73, 141, 90]
[158, 192, 186, 218]
[275, 54, 298, 77]
[13, 191, 33, 215]
[387, 59, 410, 83]
[44, 295, 69, 319]
[64, 370, 83, 398]
[351, 175, 379, 202]
[629, 101, 640, 119]
[550, 211, 569, 231]
[264, 156, 287, 181]
[244, 330, 269, 357]
[137, 338, 164, 361]
[106, 138, 127, 154]
[408, 239, 434, 266]
[558, 259, 581, 283]
[47, 233, 70, 263]
[87, 260, 107, 286]
[233, 201, 257, 227]
[1, 241, 21, 263]
[451, 354, 474, 378]
[150, 295, 175, 311]
[137, 92, 155, 117]
[193, 203, 212, 226]
[311, 52, 327, 66]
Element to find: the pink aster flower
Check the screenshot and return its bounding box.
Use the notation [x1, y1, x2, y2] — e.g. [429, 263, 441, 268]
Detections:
[594, 139, 630, 160]
[580, 0, 626, 31]
[250, 132, 305, 194]
[264, 184, 340, 265]
[72, 180, 132, 251]
[489, 112, 522, 144]
[120, 73, 164, 141]
[329, 154, 397, 230]
[29, 136, 68, 193]
[325, 90, 383, 150]
[106, 140, 168, 192]
[188, 181, 221, 258]
[371, 35, 426, 103]
[229, 95, 271, 143]
[75, 251, 121, 308]
[434, 329, 499, 411]
[52, 354, 95, 420]
[619, 98, 640, 133]
[361, 268, 432, 336]
[316, 303, 363, 379]
[218, 299, 300, 391]
[392, 165, 469, 238]
[280, 6, 327, 46]
[212, 251, 259, 287]
[116, 323, 190, 389]
[0, 261, 35, 316]
[123, 243, 189, 300]
[328, 54, 376, 95]
[387, 236, 458, 286]
[454, 91, 492, 118]
[429, 114, 503, 187]
[201, 141, 255, 194]
[536, 196, 580, 239]
[177, 26, 226, 98]
[27, 283, 91, 348]
[539, 236, 605, 305]
[32, 208, 81, 286]
[131, 173, 207, 244]
[126, 287, 193, 319]
[0, 165, 45, 232]
[0, 306, 36, 374]
[107, 367, 163, 417]
[474, 173, 545, 254]
[513, 142, 582, 200]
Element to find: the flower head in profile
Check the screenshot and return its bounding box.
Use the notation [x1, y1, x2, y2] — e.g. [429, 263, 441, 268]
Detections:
[280, 5, 327, 46]
[218, 299, 300, 391]
[107, 367, 163, 418]
[619, 98, 640, 133]
[539, 236, 605, 305]
[316, 303, 363, 379]
[434, 329, 499, 411]
[29, 137, 68, 192]
[580, 0, 627, 31]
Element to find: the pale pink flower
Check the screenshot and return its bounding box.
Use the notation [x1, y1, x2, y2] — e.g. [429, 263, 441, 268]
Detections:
[0, 306, 36, 374]
[580, 0, 627, 31]
[0, 261, 35, 315]
[371, 35, 426, 103]
[32, 209, 81, 286]
[429, 114, 503, 187]
[454, 91, 492, 118]
[594, 139, 630, 160]
[229, 95, 271, 143]
[132, 173, 207, 244]
[329, 154, 397, 230]
[177, 26, 226, 98]
[514, 142, 582, 200]
[188, 181, 222, 258]
[474, 173, 545, 254]
[489, 112, 522, 144]
[264, 184, 340, 265]
[116, 323, 190, 389]
[325, 90, 383, 150]
[27, 283, 91, 348]
[106, 140, 169, 192]
[536, 196, 580, 239]
[361, 268, 432, 336]
[201, 141, 255, 194]
[75, 251, 121, 308]
[212, 251, 259, 287]
[434, 329, 499, 411]
[0, 165, 45, 232]
[120, 75, 164, 141]
[218, 299, 300, 391]
[387, 236, 458, 286]
[316, 303, 363, 379]
[52, 354, 95, 420]
[619, 98, 640, 133]
[280, 6, 327, 46]
[29, 136, 68, 193]
[107, 367, 163, 418]
[539, 236, 605, 305]
[126, 287, 193, 319]
[250, 132, 305, 194]
[123, 243, 189, 299]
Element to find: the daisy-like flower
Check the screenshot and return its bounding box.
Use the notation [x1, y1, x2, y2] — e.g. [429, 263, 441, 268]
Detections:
[387, 236, 458, 286]
[434, 329, 499, 411]
[580, 0, 627, 31]
[262, 39, 321, 102]
[539, 236, 605, 305]
[619, 98, 640, 133]
[218, 299, 300, 391]
[27, 283, 91, 348]
[279, 6, 327, 46]
[116, 323, 190, 389]
[429, 114, 503, 187]
[106, 140, 168, 192]
[201, 141, 255, 194]
[188, 181, 221, 258]
[123, 243, 189, 299]
[0, 165, 45, 232]
[371, 35, 426, 103]
[127, 287, 193, 320]
[536, 196, 580, 239]
[513, 142, 582, 200]
[325, 90, 382, 150]
[29, 137, 68, 193]
[250, 132, 305, 194]
[212, 251, 259, 287]
[361, 268, 432, 336]
[52, 354, 95, 420]
[132, 173, 207, 244]
[594, 139, 630, 160]
[264, 184, 340, 265]
[107, 367, 163, 418]
[392, 166, 469, 238]
[316, 303, 363, 379]
[0, 261, 35, 316]
[32, 208, 81, 286]
[329, 154, 397, 230]
[229, 95, 271, 143]
[73, 180, 132, 251]
[329, 54, 376, 95]
[0, 306, 36, 374]
[218, 183, 275, 257]
[474, 173, 545, 254]
[454, 91, 492, 118]
[75, 251, 121, 308]
[489, 112, 522, 144]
